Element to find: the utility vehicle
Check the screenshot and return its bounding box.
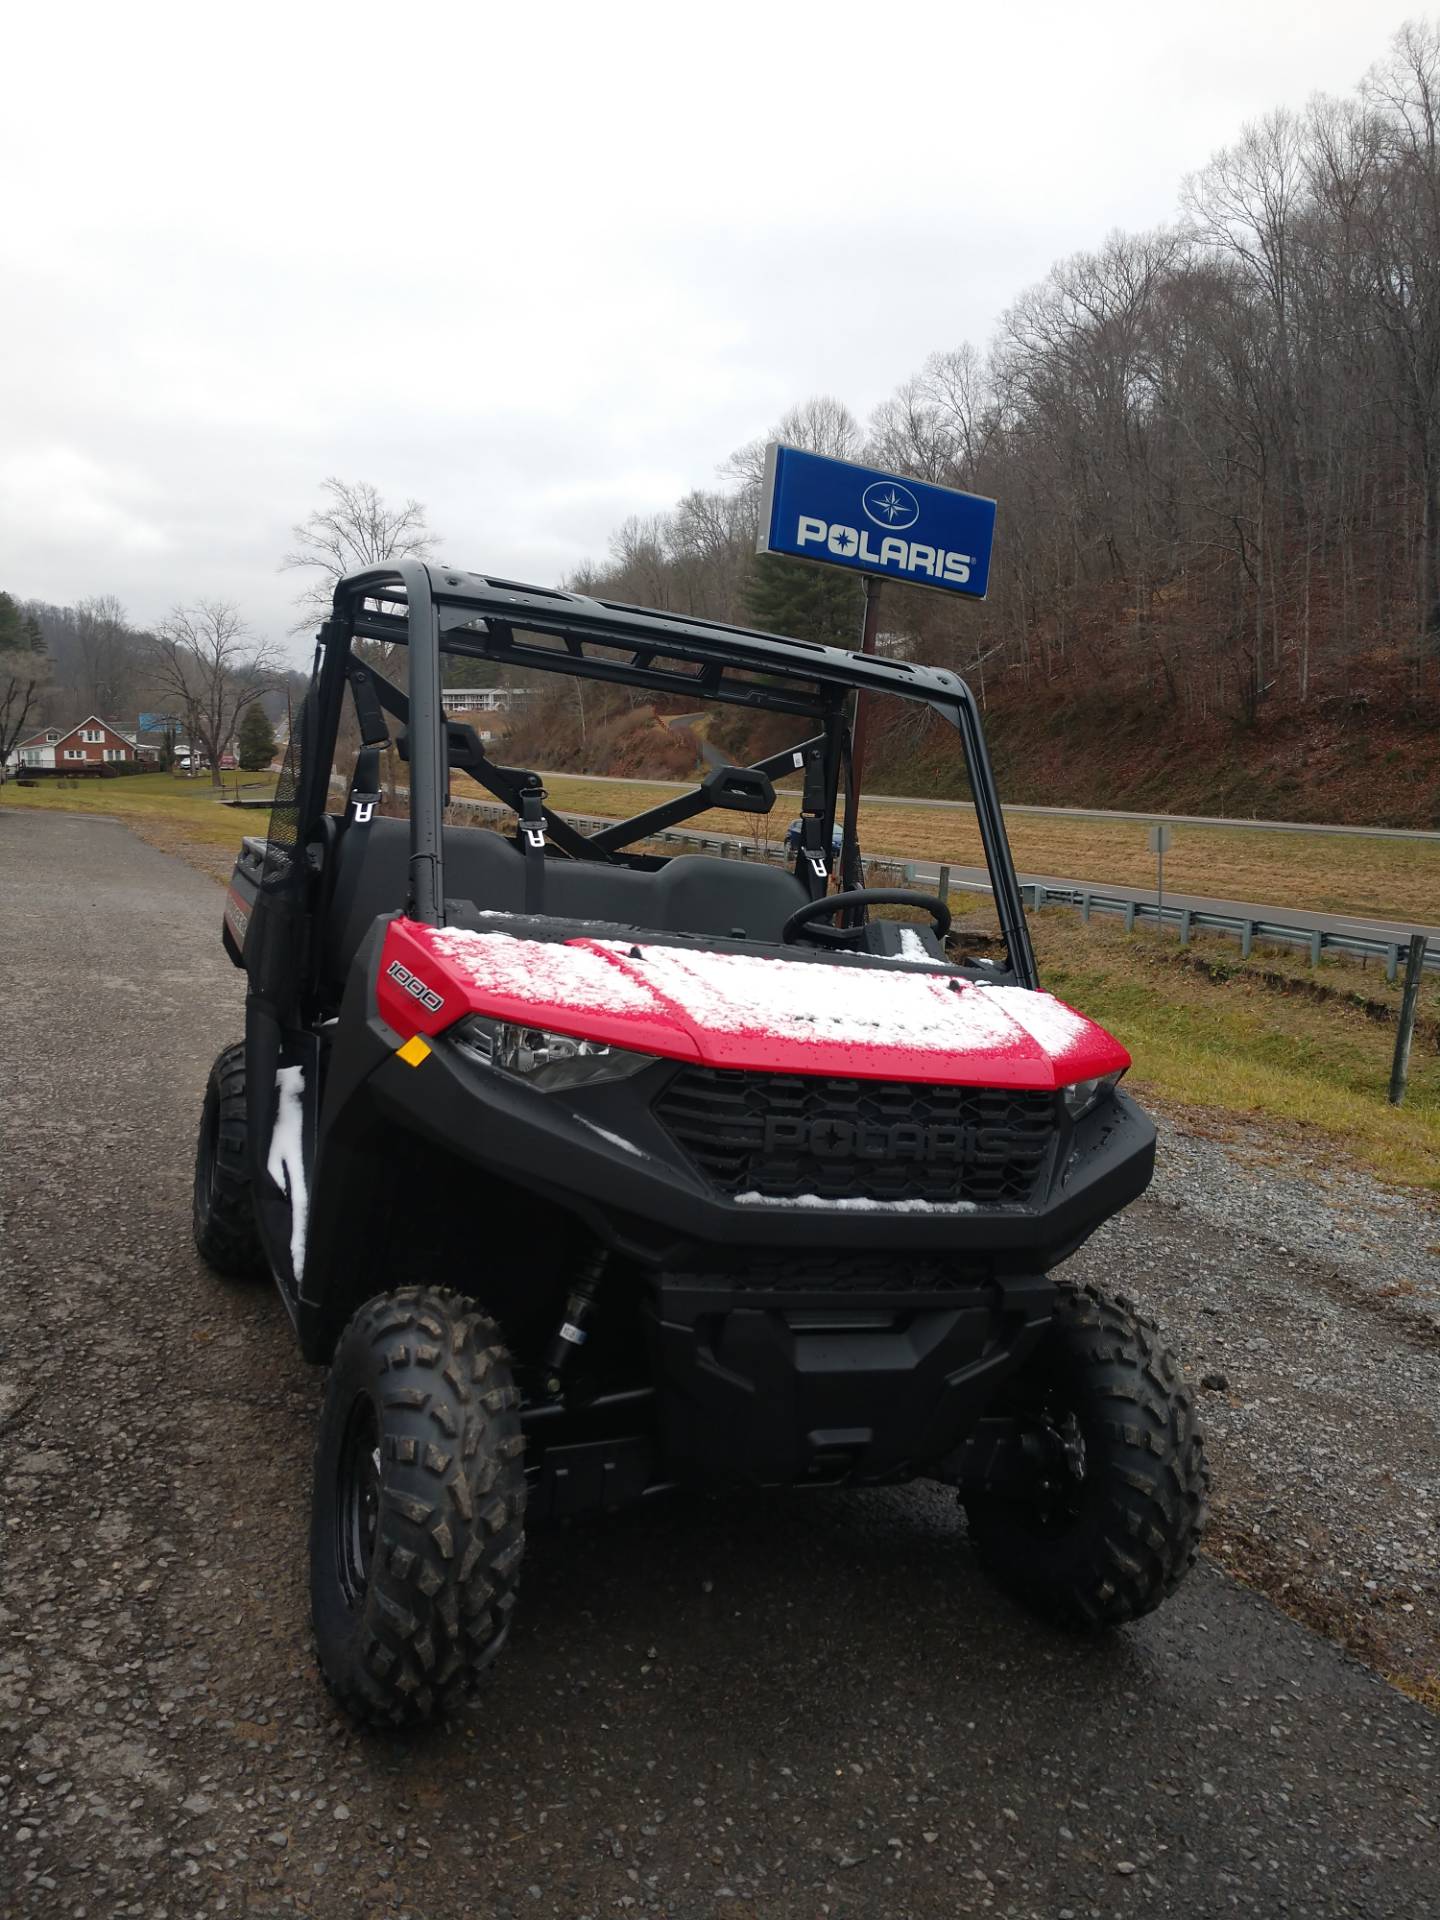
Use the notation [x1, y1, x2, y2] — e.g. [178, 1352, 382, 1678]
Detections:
[194, 562, 1207, 1727]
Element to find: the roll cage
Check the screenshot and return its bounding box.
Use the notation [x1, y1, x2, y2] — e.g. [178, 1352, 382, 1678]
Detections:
[279, 560, 1037, 988]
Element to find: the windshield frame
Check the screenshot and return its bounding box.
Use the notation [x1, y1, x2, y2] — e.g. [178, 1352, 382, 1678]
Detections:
[315, 561, 1037, 987]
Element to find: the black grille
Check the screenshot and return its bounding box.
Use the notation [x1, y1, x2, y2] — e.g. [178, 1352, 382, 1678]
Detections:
[670, 1251, 989, 1295]
[654, 1067, 1057, 1206]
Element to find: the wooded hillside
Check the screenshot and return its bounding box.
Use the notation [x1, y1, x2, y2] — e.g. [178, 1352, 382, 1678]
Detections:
[564, 22, 1440, 826]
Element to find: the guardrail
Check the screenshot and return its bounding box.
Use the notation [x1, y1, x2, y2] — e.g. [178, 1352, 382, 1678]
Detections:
[1006, 881, 1439, 983]
[427, 789, 1439, 980]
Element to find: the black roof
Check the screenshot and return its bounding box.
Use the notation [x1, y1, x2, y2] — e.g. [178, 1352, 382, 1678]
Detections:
[332, 563, 979, 716]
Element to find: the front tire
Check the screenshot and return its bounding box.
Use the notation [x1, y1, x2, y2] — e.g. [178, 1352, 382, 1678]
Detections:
[964, 1283, 1208, 1629]
[193, 1042, 266, 1278]
[310, 1287, 526, 1728]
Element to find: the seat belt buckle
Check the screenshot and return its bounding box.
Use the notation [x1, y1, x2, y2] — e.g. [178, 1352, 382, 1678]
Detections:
[805, 849, 828, 880]
[518, 785, 548, 854]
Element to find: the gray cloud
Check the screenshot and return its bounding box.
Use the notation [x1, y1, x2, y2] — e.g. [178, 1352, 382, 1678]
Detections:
[0, 0, 1391, 661]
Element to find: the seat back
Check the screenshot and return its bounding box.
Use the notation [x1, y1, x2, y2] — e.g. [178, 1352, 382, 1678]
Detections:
[322, 816, 808, 982]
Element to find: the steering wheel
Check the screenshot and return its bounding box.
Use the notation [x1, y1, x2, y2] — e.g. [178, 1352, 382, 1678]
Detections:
[781, 887, 953, 949]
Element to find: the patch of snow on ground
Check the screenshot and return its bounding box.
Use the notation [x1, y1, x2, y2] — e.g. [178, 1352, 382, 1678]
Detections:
[265, 1064, 308, 1280]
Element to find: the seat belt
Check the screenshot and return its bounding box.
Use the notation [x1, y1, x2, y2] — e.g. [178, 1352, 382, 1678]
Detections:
[517, 779, 548, 915]
[346, 745, 383, 828]
[797, 749, 831, 899]
[346, 662, 392, 750]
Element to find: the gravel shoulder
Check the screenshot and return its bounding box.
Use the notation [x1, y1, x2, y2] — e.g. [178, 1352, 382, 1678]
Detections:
[1071, 1114, 1440, 1706]
[1, 809, 1436, 1920]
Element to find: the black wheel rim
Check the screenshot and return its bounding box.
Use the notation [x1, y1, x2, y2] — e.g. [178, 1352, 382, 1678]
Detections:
[1027, 1406, 1088, 1533]
[995, 1380, 1090, 1535]
[335, 1395, 382, 1609]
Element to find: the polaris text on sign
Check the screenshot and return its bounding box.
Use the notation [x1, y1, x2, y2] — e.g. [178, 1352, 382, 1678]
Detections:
[756, 443, 996, 602]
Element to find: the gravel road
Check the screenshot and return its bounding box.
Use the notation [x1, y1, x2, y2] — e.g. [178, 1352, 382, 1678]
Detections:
[2, 809, 1437, 1920]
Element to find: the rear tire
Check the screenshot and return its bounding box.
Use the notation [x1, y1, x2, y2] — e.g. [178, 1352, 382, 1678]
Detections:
[964, 1283, 1208, 1629]
[310, 1287, 527, 1728]
[193, 1042, 266, 1278]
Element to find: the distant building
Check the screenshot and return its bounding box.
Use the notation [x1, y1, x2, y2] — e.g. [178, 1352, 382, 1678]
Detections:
[440, 687, 533, 714]
[8, 726, 63, 770]
[5, 715, 143, 773]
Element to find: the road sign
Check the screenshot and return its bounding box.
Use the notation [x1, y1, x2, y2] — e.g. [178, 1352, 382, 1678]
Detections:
[1147, 825, 1173, 854]
[757, 444, 996, 601]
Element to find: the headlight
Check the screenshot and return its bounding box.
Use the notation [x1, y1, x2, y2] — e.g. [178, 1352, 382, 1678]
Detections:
[1061, 1069, 1125, 1121]
[451, 1015, 656, 1092]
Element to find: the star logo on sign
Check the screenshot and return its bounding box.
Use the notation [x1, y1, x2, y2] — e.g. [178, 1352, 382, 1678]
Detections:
[872, 488, 911, 524]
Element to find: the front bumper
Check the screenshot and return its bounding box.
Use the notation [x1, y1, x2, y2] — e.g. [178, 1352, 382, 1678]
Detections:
[359, 1032, 1156, 1273]
[646, 1265, 1055, 1485]
[303, 979, 1156, 1483]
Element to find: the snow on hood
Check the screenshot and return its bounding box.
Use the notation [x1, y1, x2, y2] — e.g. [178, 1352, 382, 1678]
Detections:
[409, 923, 1130, 1090]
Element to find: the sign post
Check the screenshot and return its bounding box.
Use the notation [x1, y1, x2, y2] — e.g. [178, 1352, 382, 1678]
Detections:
[1388, 932, 1429, 1106]
[1147, 824, 1173, 934]
[847, 575, 885, 872]
[757, 444, 997, 881]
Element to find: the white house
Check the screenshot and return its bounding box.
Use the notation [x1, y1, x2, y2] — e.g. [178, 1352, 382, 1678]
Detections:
[6, 725, 62, 771]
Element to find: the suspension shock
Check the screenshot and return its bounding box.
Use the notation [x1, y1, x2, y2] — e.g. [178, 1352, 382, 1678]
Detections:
[542, 1245, 608, 1398]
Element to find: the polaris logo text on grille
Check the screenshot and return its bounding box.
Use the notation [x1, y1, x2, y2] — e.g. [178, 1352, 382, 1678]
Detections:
[762, 1116, 1012, 1164]
[386, 960, 445, 1014]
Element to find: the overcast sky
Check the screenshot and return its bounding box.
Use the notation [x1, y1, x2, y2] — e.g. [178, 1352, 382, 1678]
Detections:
[0, 1, 1405, 659]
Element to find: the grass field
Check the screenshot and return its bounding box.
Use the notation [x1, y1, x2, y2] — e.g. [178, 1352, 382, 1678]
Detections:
[0, 772, 275, 878]
[6, 771, 1435, 1187]
[541, 774, 1440, 924]
[14, 766, 1429, 925]
[1029, 911, 1440, 1188]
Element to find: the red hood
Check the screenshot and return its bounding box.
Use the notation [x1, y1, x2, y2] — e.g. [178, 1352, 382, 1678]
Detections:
[377, 919, 1130, 1090]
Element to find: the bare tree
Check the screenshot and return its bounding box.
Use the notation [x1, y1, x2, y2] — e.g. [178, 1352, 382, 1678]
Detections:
[0, 644, 48, 785]
[564, 19, 1440, 743]
[721, 396, 863, 503]
[149, 602, 282, 788]
[282, 477, 441, 632]
[73, 595, 137, 717]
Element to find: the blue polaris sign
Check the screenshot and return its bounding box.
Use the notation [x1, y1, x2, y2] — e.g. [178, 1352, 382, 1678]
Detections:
[757, 444, 995, 600]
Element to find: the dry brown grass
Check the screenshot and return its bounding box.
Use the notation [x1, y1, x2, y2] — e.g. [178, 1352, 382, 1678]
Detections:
[540, 774, 1440, 923]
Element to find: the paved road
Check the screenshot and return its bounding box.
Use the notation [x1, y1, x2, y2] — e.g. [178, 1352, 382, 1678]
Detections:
[2, 810, 1436, 1919]
[541, 766, 1440, 842]
[666, 713, 728, 772]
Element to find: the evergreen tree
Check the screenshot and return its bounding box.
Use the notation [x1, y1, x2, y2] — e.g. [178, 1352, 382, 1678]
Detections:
[744, 554, 863, 648]
[237, 703, 278, 771]
[0, 592, 22, 651]
[22, 614, 44, 653]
